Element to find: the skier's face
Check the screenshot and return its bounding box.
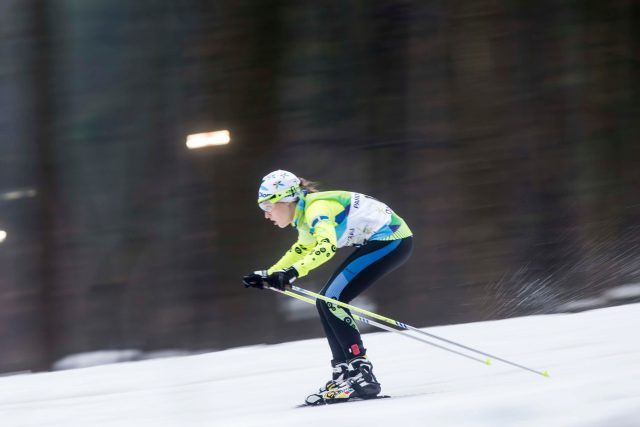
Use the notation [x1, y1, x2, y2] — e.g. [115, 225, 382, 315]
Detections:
[264, 201, 296, 228]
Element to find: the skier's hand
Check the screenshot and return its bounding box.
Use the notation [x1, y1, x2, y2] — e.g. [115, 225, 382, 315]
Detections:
[242, 270, 268, 289]
[266, 267, 298, 290]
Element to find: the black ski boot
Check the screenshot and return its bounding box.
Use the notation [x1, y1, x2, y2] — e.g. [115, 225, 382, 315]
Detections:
[309, 356, 382, 405]
[345, 356, 381, 399]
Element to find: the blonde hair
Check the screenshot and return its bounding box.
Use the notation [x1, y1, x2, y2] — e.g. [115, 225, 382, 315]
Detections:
[299, 177, 319, 193]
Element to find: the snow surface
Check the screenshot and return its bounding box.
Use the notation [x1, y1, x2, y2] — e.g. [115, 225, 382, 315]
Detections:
[1, 304, 639, 427]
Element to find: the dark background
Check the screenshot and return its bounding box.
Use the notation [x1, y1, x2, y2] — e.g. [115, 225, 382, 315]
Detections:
[0, 1, 638, 373]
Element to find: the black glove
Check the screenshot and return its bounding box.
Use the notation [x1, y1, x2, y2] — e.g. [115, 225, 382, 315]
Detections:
[242, 270, 268, 289]
[265, 267, 298, 290]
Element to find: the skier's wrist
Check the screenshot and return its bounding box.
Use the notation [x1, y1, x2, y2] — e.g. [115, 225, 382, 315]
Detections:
[267, 266, 298, 290]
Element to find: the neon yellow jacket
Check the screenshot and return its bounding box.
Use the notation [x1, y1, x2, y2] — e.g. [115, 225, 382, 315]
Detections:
[268, 191, 412, 277]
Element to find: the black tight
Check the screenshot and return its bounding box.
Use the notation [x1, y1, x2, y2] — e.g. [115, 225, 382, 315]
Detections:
[316, 237, 413, 362]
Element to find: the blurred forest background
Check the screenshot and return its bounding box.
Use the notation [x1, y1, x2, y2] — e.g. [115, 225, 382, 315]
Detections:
[0, 1, 638, 373]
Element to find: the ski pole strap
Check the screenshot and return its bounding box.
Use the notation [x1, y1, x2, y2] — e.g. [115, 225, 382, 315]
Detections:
[289, 285, 550, 378]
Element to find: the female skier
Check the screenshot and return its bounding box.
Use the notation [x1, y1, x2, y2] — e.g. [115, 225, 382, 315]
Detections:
[242, 170, 413, 405]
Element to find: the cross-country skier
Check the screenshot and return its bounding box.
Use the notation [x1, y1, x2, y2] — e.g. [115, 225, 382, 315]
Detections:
[242, 170, 413, 405]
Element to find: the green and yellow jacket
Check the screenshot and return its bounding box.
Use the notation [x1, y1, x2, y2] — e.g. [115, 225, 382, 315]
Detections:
[268, 191, 412, 277]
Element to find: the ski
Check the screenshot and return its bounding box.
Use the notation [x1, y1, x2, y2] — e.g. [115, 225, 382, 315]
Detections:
[296, 395, 391, 408]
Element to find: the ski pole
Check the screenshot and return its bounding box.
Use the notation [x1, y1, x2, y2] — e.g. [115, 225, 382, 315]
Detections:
[269, 287, 491, 365]
[290, 285, 550, 378]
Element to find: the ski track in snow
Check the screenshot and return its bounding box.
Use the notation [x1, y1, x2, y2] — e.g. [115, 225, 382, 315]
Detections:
[1, 304, 639, 427]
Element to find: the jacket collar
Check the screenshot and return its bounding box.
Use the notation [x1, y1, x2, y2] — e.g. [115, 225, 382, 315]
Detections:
[292, 194, 306, 228]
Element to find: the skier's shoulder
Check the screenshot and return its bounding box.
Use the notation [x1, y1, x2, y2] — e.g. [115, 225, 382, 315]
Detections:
[304, 190, 350, 209]
[305, 190, 351, 202]
[303, 191, 350, 222]
[304, 190, 389, 215]
[307, 190, 382, 203]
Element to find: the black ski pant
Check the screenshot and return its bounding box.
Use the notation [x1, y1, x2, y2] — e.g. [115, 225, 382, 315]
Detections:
[316, 236, 413, 363]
